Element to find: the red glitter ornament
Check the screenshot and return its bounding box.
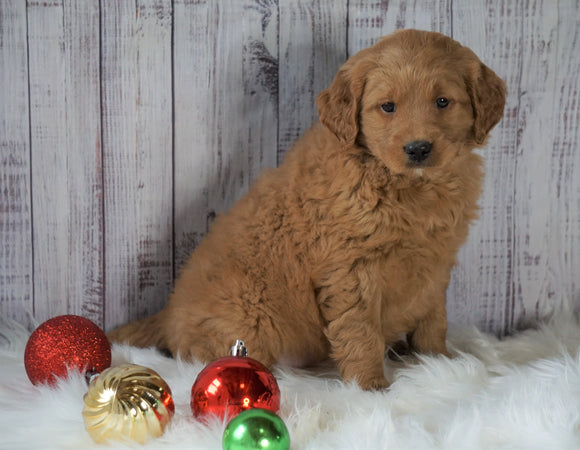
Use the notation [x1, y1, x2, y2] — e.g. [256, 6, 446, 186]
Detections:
[24, 315, 111, 386]
[191, 340, 280, 421]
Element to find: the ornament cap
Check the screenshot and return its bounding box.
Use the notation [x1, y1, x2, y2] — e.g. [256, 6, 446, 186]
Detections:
[85, 368, 100, 385]
[230, 339, 248, 357]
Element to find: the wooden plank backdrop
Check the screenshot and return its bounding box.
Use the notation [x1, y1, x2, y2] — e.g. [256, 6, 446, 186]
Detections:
[0, 0, 579, 335]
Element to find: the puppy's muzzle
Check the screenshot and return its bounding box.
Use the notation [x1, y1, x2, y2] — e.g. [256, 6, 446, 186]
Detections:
[404, 140, 432, 164]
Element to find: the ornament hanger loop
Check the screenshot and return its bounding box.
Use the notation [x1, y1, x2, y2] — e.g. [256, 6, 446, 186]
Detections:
[230, 339, 248, 357]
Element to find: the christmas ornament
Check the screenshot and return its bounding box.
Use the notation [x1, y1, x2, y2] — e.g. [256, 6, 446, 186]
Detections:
[191, 340, 280, 421]
[82, 364, 175, 444]
[222, 408, 290, 450]
[24, 315, 111, 386]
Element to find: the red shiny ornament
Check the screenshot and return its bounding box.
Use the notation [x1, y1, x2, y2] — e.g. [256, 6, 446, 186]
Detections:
[191, 340, 280, 421]
[24, 315, 111, 386]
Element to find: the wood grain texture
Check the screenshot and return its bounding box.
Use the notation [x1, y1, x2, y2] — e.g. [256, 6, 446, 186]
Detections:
[511, 0, 561, 327]
[449, 0, 525, 333]
[102, 0, 173, 330]
[516, 0, 580, 322]
[173, 0, 279, 271]
[347, 0, 452, 55]
[27, 0, 103, 326]
[0, 1, 579, 336]
[278, 0, 348, 158]
[553, 0, 580, 316]
[0, 1, 33, 325]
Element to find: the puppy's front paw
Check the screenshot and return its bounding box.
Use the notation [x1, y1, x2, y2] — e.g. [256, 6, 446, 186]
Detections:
[357, 374, 390, 391]
[339, 361, 389, 390]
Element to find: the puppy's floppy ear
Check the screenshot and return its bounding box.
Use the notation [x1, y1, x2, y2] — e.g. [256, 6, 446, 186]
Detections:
[316, 57, 374, 145]
[467, 62, 508, 145]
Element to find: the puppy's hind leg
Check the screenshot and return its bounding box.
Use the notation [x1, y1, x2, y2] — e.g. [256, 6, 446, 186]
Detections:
[107, 311, 167, 350]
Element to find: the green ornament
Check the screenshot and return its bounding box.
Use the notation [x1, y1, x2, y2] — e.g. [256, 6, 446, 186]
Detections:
[222, 408, 290, 450]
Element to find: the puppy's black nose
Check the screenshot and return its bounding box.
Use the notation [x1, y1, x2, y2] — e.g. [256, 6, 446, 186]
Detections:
[404, 140, 432, 163]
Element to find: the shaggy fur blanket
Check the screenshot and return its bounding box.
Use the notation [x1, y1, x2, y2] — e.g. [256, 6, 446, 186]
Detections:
[1, 315, 580, 449]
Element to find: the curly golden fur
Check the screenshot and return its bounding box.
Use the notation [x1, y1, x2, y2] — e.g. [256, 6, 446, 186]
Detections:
[109, 30, 507, 390]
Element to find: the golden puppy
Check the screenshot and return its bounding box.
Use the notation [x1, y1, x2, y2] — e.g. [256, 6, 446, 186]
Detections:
[109, 29, 506, 390]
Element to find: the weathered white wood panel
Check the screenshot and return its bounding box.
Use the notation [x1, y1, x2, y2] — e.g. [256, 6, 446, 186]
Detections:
[517, 0, 580, 321]
[0, 1, 579, 336]
[0, 1, 32, 325]
[173, 0, 279, 271]
[553, 0, 580, 315]
[450, 0, 530, 333]
[507, 0, 579, 330]
[511, 0, 561, 326]
[27, 0, 103, 325]
[450, 1, 578, 332]
[102, 0, 173, 330]
[348, 0, 452, 55]
[278, 0, 348, 158]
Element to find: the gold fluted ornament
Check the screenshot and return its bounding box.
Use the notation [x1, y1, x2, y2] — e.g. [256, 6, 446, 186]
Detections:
[82, 364, 175, 444]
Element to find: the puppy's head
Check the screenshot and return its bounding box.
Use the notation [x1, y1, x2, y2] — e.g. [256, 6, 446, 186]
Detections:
[317, 29, 507, 174]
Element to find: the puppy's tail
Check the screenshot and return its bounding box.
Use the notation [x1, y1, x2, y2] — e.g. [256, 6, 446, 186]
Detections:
[107, 311, 167, 350]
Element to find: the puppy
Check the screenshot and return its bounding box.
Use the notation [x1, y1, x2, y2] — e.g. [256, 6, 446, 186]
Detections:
[109, 29, 506, 390]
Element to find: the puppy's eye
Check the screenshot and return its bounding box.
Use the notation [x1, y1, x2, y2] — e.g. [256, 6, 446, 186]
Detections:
[436, 97, 450, 109]
[381, 102, 396, 114]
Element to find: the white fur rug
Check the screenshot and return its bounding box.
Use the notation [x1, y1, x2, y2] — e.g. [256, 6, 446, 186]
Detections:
[1, 316, 580, 449]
